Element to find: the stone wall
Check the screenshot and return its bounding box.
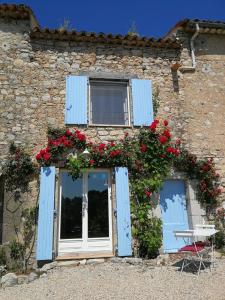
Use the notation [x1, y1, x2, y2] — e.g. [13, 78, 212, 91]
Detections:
[1, 16, 225, 246]
[0, 17, 181, 244]
[176, 30, 225, 192]
[0, 18, 181, 167]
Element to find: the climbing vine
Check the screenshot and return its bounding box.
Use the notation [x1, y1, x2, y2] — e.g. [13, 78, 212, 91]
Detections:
[174, 150, 222, 214]
[2, 143, 38, 271]
[2, 120, 222, 262]
[35, 119, 223, 257]
[3, 143, 36, 201]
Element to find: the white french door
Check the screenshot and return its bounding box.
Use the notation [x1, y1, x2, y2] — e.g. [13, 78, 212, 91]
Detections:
[58, 169, 113, 256]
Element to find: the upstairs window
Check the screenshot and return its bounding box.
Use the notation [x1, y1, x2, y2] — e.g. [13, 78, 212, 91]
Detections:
[65, 75, 153, 127]
[89, 80, 129, 126]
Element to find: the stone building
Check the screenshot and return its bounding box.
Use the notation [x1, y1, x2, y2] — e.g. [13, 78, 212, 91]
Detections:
[0, 4, 224, 262]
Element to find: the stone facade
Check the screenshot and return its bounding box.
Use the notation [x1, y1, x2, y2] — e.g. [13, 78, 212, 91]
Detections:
[0, 10, 225, 254]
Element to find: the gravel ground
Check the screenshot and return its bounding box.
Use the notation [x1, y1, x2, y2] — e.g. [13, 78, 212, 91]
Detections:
[0, 259, 225, 300]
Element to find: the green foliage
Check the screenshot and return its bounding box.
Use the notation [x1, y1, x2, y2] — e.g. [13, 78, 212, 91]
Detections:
[3, 144, 38, 271]
[152, 86, 160, 117]
[36, 121, 222, 258]
[135, 212, 163, 258]
[21, 207, 37, 250]
[213, 218, 225, 249]
[0, 246, 7, 266]
[215, 230, 225, 249]
[132, 176, 163, 204]
[48, 127, 67, 140]
[4, 208, 37, 271]
[9, 240, 25, 261]
[3, 143, 36, 200]
[174, 150, 221, 213]
[67, 155, 87, 179]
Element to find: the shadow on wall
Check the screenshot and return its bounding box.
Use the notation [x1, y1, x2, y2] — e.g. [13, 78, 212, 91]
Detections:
[171, 69, 179, 92]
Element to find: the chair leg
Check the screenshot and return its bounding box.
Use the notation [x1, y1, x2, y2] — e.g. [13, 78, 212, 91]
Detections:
[180, 258, 187, 275]
[197, 258, 202, 276]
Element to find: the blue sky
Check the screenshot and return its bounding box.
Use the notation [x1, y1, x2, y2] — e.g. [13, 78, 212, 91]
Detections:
[4, 0, 225, 37]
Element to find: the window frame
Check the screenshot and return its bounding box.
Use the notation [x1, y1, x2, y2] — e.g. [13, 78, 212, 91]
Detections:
[57, 168, 113, 256]
[88, 79, 131, 127]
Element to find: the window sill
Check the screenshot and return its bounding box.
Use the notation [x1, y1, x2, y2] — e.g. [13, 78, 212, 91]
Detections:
[88, 124, 132, 128]
[56, 252, 114, 260]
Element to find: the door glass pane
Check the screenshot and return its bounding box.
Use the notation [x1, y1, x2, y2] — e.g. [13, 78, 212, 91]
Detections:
[88, 172, 109, 238]
[60, 172, 83, 239]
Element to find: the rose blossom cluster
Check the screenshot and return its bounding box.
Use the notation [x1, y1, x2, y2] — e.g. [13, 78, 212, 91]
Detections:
[36, 129, 86, 163]
[90, 141, 123, 160]
[140, 119, 181, 157]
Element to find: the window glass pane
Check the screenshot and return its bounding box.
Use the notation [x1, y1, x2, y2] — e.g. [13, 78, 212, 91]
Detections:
[60, 172, 83, 239]
[88, 172, 109, 238]
[90, 82, 128, 125]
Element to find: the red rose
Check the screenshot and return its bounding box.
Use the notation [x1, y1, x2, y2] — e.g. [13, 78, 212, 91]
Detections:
[52, 140, 60, 146]
[40, 149, 46, 155]
[159, 135, 168, 144]
[145, 190, 152, 197]
[175, 149, 180, 156]
[60, 136, 67, 142]
[36, 153, 41, 160]
[65, 129, 72, 136]
[109, 151, 115, 157]
[163, 129, 171, 138]
[89, 159, 94, 165]
[140, 144, 147, 152]
[99, 143, 105, 150]
[166, 147, 174, 154]
[43, 152, 51, 161]
[166, 147, 180, 156]
[77, 133, 86, 142]
[63, 139, 72, 147]
[149, 119, 159, 131]
[109, 150, 121, 157]
[163, 120, 169, 126]
[115, 149, 121, 155]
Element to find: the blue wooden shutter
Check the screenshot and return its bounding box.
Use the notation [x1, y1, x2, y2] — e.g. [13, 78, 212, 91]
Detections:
[160, 180, 189, 253]
[115, 167, 132, 256]
[131, 79, 153, 126]
[36, 167, 55, 261]
[65, 75, 88, 125]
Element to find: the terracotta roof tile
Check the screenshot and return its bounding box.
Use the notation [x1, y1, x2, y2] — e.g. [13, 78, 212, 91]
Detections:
[0, 3, 39, 27]
[164, 18, 225, 39]
[30, 27, 180, 49]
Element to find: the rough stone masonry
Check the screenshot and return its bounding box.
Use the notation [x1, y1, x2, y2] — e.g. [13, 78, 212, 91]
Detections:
[0, 5, 225, 248]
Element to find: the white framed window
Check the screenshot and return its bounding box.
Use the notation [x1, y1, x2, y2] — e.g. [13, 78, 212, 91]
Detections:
[89, 80, 130, 126]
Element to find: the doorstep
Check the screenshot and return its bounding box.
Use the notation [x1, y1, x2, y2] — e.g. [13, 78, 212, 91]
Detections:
[56, 252, 114, 261]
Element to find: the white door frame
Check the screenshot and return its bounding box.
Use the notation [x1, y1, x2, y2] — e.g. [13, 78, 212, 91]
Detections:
[58, 169, 113, 256]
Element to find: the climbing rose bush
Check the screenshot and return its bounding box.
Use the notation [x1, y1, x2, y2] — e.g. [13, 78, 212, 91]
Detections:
[35, 119, 222, 257]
